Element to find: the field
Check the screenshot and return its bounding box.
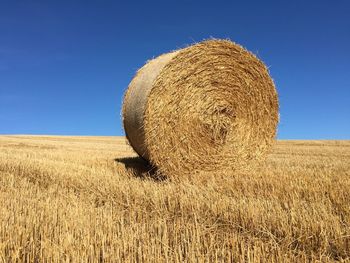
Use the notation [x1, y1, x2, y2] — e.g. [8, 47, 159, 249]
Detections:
[0, 136, 349, 262]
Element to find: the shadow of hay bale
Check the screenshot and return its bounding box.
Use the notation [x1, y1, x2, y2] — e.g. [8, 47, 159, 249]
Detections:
[114, 157, 166, 181]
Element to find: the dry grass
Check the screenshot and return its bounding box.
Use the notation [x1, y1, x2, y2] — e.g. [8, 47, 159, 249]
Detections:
[0, 135, 349, 262]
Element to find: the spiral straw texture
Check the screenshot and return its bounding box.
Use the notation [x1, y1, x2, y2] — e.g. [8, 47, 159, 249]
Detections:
[123, 39, 279, 176]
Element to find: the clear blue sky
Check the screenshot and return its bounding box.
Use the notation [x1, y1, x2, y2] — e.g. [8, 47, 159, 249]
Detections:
[1, 0, 349, 139]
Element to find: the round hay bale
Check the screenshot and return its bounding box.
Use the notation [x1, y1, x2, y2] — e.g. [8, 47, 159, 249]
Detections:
[123, 39, 279, 176]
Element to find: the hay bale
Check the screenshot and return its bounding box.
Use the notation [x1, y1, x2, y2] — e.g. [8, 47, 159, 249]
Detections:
[123, 39, 279, 176]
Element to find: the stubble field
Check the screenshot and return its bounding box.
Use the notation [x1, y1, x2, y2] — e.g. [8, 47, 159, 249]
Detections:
[0, 136, 349, 262]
